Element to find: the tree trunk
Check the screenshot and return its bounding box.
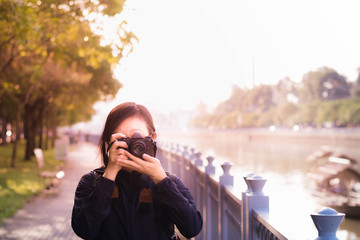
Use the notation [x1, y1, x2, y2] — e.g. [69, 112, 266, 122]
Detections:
[51, 121, 57, 148]
[45, 122, 49, 150]
[38, 106, 43, 149]
[24, 105, 37, 160]
[1, 118, 7, 145]
[44, 109, 49, 150]
[10, 108, 21, 167]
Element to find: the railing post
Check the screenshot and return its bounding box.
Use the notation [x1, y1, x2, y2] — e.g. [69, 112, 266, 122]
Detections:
[192, 151, 204, 240]
[220, 162, 234, 240]
[194, 151, 203, 206]
[190, 151, 200, 207]
[245, 175, 269, 240]
[219, 162, 233, 186]
[188, 148, 197, 195]
[205, 155, 216, 240]
[195, 152, 203, 167]
[310, 207, 345, 240]
[205, 156, 215, 175]
[189, 147, 196, 162]
[169, 142, 175, 173]
[181, 145, 189, 181]
[187, 147, 196, 196]
[175, 144, 182, 177]
[241, 173, 256, 240]
[160, 142, 168, 171]
[164, 142, 171, 172]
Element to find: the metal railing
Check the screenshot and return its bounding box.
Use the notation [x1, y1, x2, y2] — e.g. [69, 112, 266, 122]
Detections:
[157, 142, 345, 240]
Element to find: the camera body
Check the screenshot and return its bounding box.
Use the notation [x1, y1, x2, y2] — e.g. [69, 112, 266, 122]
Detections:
[117, 132, 157, 159]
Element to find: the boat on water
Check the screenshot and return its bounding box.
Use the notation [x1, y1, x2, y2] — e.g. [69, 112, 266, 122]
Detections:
[307, 148, 360, 219]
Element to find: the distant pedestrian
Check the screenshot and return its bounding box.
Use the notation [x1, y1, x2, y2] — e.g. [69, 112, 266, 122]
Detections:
[71, 102, 202, 240]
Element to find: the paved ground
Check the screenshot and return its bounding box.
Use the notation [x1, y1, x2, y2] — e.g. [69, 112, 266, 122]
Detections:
[0, 142, 101, 240]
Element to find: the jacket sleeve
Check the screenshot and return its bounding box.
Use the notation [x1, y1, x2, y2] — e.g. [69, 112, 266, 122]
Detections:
[152, 175, 203, 238]
[71, 172, 115, 239]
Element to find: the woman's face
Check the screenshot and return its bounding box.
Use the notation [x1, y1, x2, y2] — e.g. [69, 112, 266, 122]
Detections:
[113, 116, 151, 138]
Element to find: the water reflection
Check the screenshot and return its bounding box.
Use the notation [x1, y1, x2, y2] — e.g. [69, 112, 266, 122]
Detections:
[159, 129, 360, 240]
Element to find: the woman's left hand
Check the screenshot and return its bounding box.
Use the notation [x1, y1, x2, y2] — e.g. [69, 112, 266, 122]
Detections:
[118, 151, 167, 184]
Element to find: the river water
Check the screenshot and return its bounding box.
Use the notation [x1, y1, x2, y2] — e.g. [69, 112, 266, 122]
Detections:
[158, 128, 360, 240]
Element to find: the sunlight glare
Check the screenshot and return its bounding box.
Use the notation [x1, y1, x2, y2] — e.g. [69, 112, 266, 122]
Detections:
[94, 0, 360, 114]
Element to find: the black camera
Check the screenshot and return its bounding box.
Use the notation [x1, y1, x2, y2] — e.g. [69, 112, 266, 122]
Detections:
[117, 132, 157, 159]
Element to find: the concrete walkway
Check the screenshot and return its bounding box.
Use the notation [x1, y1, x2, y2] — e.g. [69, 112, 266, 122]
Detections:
[0, 142, 101, 240]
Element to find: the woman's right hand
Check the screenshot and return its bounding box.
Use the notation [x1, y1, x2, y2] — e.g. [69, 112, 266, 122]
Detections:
[103, 133, 128, 181]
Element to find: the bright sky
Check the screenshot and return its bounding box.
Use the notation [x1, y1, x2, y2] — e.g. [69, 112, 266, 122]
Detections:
[95, 0, 360, 115]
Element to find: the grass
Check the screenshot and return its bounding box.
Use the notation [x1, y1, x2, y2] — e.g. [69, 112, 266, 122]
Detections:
[0, 141, 65, 224]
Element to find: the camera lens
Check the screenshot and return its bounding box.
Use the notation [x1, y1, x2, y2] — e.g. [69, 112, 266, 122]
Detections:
[131, 142, 146, 158]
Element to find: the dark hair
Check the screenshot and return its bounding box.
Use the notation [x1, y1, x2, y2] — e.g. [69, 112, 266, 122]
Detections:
[99, 102, 156, 167]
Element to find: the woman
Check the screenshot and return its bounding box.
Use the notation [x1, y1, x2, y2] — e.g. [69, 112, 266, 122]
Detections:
[71, 102, 203, 240]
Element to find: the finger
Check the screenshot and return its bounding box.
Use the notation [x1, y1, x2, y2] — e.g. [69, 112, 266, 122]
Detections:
[121, 151, 150, 168]
[112, 140, 128, 151]
[116, 154, 129, 162]
[108, 134, 128, 152]
[116, 157, 143, 172]
[142, 154, 159, 163]
[110, 132, 126, 142]
[122, 150, 143, 163]
[117, 148, 129, 157]
[108, 145, 128, 163]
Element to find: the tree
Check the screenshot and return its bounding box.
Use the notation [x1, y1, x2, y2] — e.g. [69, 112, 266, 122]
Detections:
[244, 84, 274, 113]
[354, 67, 360, 97]
[0, 0, 136, 163]
[300, 67, 350, 102]
[274, 77, 299, 105]
[274, 102, 299, 127]
[190, 66, 359, 129]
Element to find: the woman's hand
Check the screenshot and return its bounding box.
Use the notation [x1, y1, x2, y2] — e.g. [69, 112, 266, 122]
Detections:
[103, 133, 128, 181]
[118, 151, 167, 184]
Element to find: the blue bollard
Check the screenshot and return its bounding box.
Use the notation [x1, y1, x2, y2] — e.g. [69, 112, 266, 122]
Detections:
[194, 152, 203, 167]
[205, 156, 215, 175]
[245, 175, 269, 240]
[241, 173, 256, 240]
[219, 162, 233, 186]
[310, 207, 345, 240]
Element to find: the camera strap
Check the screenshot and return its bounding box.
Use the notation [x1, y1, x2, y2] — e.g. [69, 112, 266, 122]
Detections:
[107, 139, 117, 153]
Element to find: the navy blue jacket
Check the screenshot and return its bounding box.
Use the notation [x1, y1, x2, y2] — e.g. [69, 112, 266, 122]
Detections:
[71, 168, 202, 239]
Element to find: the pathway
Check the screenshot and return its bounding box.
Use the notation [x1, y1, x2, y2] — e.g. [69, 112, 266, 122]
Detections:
[0, 142, 101, 240]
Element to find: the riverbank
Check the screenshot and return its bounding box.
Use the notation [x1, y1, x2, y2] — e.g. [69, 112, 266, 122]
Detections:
[158, 127, 360, 147]
[242, 127, 360, 143]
